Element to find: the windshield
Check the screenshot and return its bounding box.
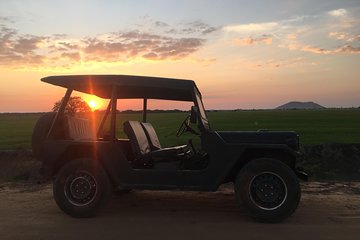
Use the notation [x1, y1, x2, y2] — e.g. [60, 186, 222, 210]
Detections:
[194, 88, 209, 131]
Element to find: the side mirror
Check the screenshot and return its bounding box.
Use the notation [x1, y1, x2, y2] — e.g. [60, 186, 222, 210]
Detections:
[190, 106, 197, 124]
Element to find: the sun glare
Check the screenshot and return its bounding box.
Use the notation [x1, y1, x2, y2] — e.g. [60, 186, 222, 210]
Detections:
[86, 99, 100, 111]
[80, 93, 106, 112]
[88, 100, 97, 108]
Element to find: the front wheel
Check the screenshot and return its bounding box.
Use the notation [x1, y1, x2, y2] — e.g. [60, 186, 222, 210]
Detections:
[53, 158, 111, 218]
[234, 158, 301, 223]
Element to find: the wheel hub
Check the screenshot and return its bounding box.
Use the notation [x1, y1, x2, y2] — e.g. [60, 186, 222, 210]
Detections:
[70, 177, 93, 199]
[65, 171, 97, 206]
[250, 172, 287, 210]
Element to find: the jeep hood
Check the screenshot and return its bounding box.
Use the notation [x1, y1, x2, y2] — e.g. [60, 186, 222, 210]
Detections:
[216, 131, 299, 150]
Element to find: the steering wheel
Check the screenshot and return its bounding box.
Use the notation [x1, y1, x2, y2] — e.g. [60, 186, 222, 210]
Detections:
[176, 115, 199, 137]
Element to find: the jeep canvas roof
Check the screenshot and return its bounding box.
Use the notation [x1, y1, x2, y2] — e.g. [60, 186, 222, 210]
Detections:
[41, 75, 198, 101]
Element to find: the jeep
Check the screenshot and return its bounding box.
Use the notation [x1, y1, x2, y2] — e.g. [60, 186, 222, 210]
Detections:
[32, 75, 307, 222]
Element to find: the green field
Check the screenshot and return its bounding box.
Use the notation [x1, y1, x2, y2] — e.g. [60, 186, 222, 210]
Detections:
[0, 109, 359, 150]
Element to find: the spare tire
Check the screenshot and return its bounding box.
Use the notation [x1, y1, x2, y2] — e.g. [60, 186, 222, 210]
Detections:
[32, 112, 57, 157]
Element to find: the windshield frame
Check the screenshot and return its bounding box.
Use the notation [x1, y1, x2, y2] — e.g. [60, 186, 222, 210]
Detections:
[194, 87, 210, 131]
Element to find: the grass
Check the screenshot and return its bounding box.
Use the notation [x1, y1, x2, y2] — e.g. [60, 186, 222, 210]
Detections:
[0, 113, 41, 150]
[0, 109, 359, 150]
[207, 109, 360, 145]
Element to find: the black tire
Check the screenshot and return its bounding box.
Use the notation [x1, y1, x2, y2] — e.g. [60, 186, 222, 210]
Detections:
[32, 112, 56, 157]
[234, 158, 301, 223]
[53, 158, 111, 218]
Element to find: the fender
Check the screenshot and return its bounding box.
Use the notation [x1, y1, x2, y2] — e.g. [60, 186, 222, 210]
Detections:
[201, 131, 300, 189]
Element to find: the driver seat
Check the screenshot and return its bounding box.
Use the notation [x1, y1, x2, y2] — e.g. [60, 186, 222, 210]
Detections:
[123, 121, 190, 167]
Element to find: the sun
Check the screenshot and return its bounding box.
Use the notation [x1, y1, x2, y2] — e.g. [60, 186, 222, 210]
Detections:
[82, 94, 104, 111]
[87, 99, 99, 111]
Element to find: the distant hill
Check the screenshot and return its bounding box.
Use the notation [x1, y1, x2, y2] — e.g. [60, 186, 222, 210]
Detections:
[276, 101, 326, 110]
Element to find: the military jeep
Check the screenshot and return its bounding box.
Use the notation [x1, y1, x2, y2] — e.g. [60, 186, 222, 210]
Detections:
[32, 75, 307, 222]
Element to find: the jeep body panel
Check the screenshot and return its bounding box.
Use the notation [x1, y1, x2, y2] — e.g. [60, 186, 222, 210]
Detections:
[39, 131, 298, 192]
[216, 131, 299, 149]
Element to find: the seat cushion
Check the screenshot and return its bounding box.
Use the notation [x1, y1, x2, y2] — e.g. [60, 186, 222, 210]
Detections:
[148, 145, 189, 161]
[141, 122, 162, 150]
[123, 121, 151, 158]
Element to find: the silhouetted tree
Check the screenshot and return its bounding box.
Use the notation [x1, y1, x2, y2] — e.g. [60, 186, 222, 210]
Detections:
[52, 96, 90, 115]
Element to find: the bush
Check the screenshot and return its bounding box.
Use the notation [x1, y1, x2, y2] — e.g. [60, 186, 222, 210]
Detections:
[0, 150, 42, 182]
[298, 143, 360, 180]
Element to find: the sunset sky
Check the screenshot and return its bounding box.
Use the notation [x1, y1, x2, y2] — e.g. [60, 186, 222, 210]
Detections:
[0, 0, 359, 112]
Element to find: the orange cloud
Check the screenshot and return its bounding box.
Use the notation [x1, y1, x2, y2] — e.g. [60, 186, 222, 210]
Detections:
[301, 45, 360, 55]
[0, 19, 216, 69]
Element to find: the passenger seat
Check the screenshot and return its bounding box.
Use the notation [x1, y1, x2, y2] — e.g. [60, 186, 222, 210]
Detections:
[123, 121, 190, 168]
[140, 122, 187, 151]
[140, 122, 162, 150]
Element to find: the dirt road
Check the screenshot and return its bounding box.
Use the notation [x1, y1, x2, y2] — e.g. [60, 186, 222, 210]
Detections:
[0, 182, 359, 240]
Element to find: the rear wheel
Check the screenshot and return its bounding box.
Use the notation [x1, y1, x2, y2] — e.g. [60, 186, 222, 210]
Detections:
[234, 158, 300, 223]
[53, 158, 111, 217]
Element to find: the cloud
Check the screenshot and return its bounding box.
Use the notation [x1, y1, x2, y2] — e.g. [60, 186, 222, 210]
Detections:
[13, 36, 45, 54]
[223, 22, 278, 33]
[132, 17, 220, 37]
[0, 16, 14, 24]
[144, 37, 204, 60]
[224, 9, 360, 55]
[282, 24, 360, 55]
[329, 32, 360, 42]
[81, 31, 204, 61]
[0, 19, 215, 68]
[300, 44, 360, 55]
[223, 19, 303, 49]
[235, 57, 315, 70]
[301, 45, 331, 54]
[327, 8, 358, 30]
[165, 20, 220, 36]
[329, 32, 347, 40]
[282, 40, 360, 55]
[328, 9, 347, 17]
[60, 52, 81, 61]
[333, 45, 360, 54]
[232, 35, 272, 46]
[0, 21, 46, 65]
[185, 20, 219, 35]
[154, 21, 169, 28]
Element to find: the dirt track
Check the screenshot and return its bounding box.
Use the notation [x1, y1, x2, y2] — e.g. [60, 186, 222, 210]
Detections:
[0, 182, 359, 240]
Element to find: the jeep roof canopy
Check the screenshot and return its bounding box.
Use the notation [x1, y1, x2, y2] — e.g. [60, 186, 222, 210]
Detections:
[41, 75, 198, 101]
